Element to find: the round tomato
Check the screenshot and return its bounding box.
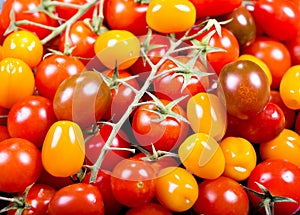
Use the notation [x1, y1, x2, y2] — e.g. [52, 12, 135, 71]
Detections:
[94, 30, 140, 70]
[285, 34, 300, 65]
[193, 176, 249, 215]
[0, 138, 42, 193]
[155, 166, 198, 212]
[7, 95, 57, 148]
[0, 58, 35, 109]
[178, 133, 225, 179]
[146, 0, 196, 34]
[35, 54, 85, 100]
[0, 125, 10, 142]
[247, 159, 300, 215]
[110, 159, 156, 208]
[48, 183, 104, 215]
[2, 30, 43, 69]
[125, 203, 172, 215]
[104, 0, 148, 35]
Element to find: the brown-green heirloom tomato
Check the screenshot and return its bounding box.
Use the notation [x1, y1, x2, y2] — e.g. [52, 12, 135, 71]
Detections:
[41, 120, 85, 177]
[53, 71, 111, 129]
[218, 60, 270, 120]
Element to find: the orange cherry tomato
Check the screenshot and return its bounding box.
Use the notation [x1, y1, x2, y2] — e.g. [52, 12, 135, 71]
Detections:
[41, 120, 85, 177]
[178, 133, 225, 179]
[155, 167, 199, 212]
[260, 129, 300, 167]
[279, 65, 300, 110]
[0, 58, 35, 109]
[220, 136, 257, 181]
[2, 30, 43, 69]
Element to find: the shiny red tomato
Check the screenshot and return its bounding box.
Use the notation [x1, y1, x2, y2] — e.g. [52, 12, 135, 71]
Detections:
[111, 159, 156, 208]
[0, 138, 42, 193]
[285, 34, 300, 65]
[125, 203, 172, 215]
[48, 183, 104, 215]
[7, 95, 57, 148]
[193, 176, 249, 215]
[247, 159, 300, 215]
[104, 0, 148, 36]
[35, 54, 85, 100]
[0, 125, 10, 142]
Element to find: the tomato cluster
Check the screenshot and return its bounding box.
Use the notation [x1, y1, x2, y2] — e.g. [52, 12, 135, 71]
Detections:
[0, 0, 300, 214]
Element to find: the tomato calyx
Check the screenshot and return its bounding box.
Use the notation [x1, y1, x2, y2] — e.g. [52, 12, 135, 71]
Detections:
[242, 182, 297, 215]
[134, 144, 178, 162]
[134, 0, 150, 4]
[0, 184, 33, 215]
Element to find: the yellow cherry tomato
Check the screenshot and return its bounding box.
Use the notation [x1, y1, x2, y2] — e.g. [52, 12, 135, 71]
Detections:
[238, 54, 272, 86]
[260, 129, 300, 167]
[279, 65, 300, 110]
[146, 0, 196, 34]
[94, 30, 140, 70]
[42, 120, 85, 177]
[187, 92, 227, 141]
[178, 133, 225, 179]
[155, 167, 198, 212]
[2, 30, 43, 69]
[0, 58, 35, 109]
[220, 136, 257, 181]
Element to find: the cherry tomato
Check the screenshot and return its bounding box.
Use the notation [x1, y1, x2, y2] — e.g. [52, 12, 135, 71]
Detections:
[35, 54, 85, 100]
[0, 138, 42, 193]
[41, 120, 85, 177]
[247, 159, 300, 215]
[0, 58, 35, 109]
[146, 0, 196, 34]
[111, 159, 156, 208]
[260, 129, 300, 167]
[285, 34, 300, 65]
[2, 30, 43, 69]
[0, 0, 58, 40]
[193, 176, 249, 215]
[237, 102, 286, 143]
[178, 133, 225, 179]
[155, 166, 198, 212]
[220, 136, 257, 181]
[218, 60, 270, 120]
[53, 71, 111, 129]
[252, 0, 299, 41]
[0, 125, 10, 142]
[83, 170, 123, 215]
[48, 183, 104, 215]
[132, 98, 189, 152]
[187, 92, 227, 141]
[104, 0, 148, 35]
[85, 124, 131, 171]
[7, 184, 56, 215]
[7, 95, 57, 148]
[190, 0, 242, 19]
[125, 203, 172, 215]
[242, 36, 292, 89]
[280, 65, 300, 110]
[153, 56, 210, 108]
[94, 30, 140, 70]
[195, 26, 240, 75]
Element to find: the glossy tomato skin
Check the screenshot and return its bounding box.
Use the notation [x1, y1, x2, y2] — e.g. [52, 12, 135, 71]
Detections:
[247, 159, 300, 215]
[7, 95, 57, 148]
[111, 159, 156, 208]
[0, 125, 10, 142]
[35, 54, 85, 100]
[242, 36, 292, 90]
[132, 99, 189, 152]
[285, 34, 300, 65]
[53, 71, 111, 129]
[104, 0, 148, 36]
[125, 203, 172, 215]
[237, 102, 286, 143]
[195, 27, 240, 75]
[193, 176, 249, 215]
[0, 138, 42, 193]
[252, 0, 299, 41]
[190, 0, 242, 18]
[85, 124, 131, 171]
[0, 0, 58, 40]
[48, 183, 105, 215]
[83, 170, 123, 215]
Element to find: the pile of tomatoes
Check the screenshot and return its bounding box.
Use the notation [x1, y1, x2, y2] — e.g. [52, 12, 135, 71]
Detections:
[0, 0, 300, 214]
